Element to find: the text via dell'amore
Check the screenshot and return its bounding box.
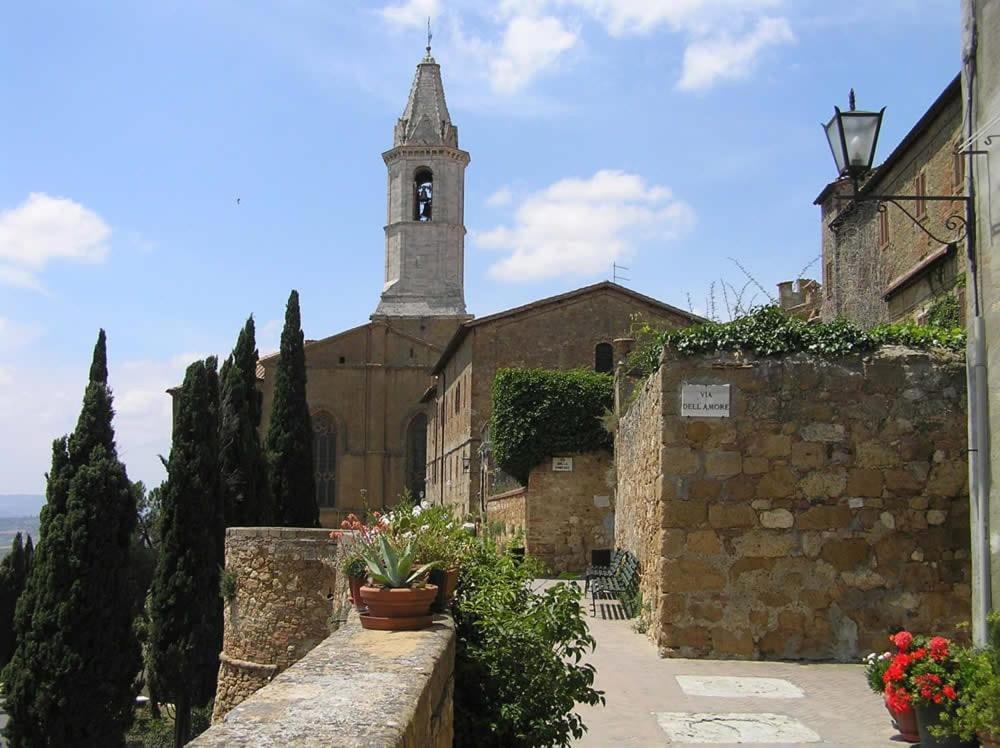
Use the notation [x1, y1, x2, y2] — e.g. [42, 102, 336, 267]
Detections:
[681, 384, 731, 418]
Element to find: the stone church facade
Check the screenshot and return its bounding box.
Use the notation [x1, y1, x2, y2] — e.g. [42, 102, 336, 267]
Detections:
[253, 52, 699, 525]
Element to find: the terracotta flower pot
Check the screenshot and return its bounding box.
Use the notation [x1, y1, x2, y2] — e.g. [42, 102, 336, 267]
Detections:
[428, 568, 459, 612]
[915, 703, 977, 748]
[359, 584, 438, 619]
[979, 732, 1000, 748]
[883, 692, 919, 743]
[348, 574, 367, 611]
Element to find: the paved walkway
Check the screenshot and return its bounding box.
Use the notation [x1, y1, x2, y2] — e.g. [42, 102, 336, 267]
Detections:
[557, 584, 902, 747]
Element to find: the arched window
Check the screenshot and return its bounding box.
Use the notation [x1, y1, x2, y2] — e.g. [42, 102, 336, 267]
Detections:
[595, 342, 614, 373]
[414, 168, 433, 222]
[313, 413, 336, 507]
[405, 413, 428, 499]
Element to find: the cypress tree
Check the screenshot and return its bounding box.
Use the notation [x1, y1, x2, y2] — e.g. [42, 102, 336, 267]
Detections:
[265, 290, 318, 527]
[148, 357, 224, 748]
[0, 533, 27, 668]
[220, 316, 273, 526]
[23, 534, 32, 574]
[3, 330, 141, 747]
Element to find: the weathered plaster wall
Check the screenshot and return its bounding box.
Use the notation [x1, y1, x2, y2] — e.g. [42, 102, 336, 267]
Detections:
[213, 528, 347, 721]
[193, 615, 455, 748]
[484, 488, 526, 542]
[616, 347, 971, 661]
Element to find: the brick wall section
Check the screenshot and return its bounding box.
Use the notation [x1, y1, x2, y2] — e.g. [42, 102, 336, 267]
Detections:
[213, 528, 348, 721]
[525, 452, 615, 574]
[616, 346, 971, 661]
[615, 367, 665, 623]
[193, 614, 455, 748]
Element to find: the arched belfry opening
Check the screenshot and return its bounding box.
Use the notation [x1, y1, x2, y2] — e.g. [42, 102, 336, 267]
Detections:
[405, 413, 428, 499]
[414, 168, 433, 221]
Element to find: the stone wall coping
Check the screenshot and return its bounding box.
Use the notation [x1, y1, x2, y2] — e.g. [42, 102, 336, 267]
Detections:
[225, 527, 336, 540]
[486, 487, 527, 502]
[192, 613, 456, 747]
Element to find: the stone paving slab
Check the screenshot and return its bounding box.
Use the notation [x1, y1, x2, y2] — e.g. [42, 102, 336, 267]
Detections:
[545, 582, 903, 748]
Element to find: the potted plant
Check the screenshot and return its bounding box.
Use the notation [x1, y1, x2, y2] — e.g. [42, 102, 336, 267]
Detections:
[936, 612, 1000, 748]
[358, 534, 438, 631]
[865, 641, 918, 743]
[884, 631, 976, 748]
[330, 512, 382, 612]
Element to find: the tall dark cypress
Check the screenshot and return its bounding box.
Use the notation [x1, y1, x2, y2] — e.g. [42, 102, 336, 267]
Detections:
[148, 357, 224, 748]
[265, 291, 318, 527]
[220, 316, 273, 526]
[0, 534, 28, 668]
[3, 330, 141, 747]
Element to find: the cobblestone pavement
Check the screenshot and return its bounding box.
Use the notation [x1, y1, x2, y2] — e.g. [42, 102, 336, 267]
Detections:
[554, 585, 905, 747]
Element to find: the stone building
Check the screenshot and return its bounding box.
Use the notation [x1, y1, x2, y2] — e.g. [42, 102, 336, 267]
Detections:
[255, 50, 471, 524]
[246, 52, 699, 525]
[423, 282, 699, 515]
[816, 75, 967, 327]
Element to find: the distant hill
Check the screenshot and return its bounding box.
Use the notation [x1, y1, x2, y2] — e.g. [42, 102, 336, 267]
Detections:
[0, 494, 44, 519]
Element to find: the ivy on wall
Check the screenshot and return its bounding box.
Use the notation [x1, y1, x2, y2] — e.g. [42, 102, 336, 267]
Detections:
[627, 305, 966, 376]
[490, 368, 613, 485]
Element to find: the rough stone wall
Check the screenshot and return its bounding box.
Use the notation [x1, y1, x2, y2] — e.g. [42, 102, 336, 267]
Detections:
[616, 347, 971, 661]
[193, 614, 455, 748]
[614, 366, 665, 621]
[213, 528, 348, 721]
[524, 452, 615, 574]
[484, 488, 526, 542]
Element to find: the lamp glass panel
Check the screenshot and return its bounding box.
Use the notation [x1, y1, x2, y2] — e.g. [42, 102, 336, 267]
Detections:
[841, 112, 880, 171]
[824, 116, 846, 174]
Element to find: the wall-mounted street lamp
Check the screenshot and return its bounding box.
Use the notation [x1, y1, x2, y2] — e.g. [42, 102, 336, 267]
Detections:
[822, 90, 969, 244]
[462, 455, 471, 473]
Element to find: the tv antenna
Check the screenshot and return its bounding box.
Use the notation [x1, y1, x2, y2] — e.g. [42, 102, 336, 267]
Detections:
[612, 262, 631, 284]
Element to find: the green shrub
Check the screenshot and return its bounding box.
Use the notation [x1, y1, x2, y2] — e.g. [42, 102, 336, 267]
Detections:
[453, 540, 604, 747]
[491, 368, 613, 484]
[626, 306, 966, 377]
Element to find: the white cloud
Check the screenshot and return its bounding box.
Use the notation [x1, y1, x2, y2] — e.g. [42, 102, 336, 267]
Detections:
[486, 187, 514, 207]
[677, 16, 795, 91]
[0, 193, 111, 289]
[381, 0, 440, 28]
[490, 15, 578, 94]
[562, 0, 782, 36]
[475, 169, 695, 281]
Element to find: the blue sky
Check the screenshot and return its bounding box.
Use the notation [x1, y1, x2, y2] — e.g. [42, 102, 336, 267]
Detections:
[1, 0, 959, 494]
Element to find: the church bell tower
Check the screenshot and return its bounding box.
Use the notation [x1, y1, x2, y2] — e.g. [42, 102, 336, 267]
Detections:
[375, 47, 470, 317]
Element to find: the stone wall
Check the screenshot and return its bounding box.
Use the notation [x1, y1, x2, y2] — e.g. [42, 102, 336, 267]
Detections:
[484, 452, 614, 574]
[615, 346, 971, 661]
[615, 365, 665, 624]
[193, 614, 455, 748]
[213, 528, 348, 721]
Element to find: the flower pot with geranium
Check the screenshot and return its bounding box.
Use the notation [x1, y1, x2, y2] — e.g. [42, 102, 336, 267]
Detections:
[935, 611, 1000, 748]
[865, 642, 919, 742]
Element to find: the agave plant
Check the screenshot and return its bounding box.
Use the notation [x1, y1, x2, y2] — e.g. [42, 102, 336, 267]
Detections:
[361, 533, 437, 588]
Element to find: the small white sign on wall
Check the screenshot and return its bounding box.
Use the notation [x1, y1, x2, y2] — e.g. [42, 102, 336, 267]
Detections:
[552, 456, 574, 472]
[593, 495, 610, 508]
[681, 383, 731, 418]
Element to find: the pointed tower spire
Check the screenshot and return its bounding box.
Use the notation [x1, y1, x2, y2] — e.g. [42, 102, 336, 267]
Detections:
[393, 46, 458, 148]
[377, 53, 471, 318]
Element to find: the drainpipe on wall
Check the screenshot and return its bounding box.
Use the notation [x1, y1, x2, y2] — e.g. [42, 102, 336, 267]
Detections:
[962, 0, 992, 646]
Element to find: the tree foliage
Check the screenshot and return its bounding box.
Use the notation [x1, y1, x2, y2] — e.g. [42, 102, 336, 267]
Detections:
[627, 305, 966, 376]
[266, 290, 318, 527]
[220, 316, 273, 526]
[0, 533, 32, 669]
[452, 541, 604, 747]
[148, 357, 224, 748]
[3, 330, 141, 747]
[490, 368, 613, 485]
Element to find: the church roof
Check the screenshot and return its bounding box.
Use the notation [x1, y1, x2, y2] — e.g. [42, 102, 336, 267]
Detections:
[393, 54, 458, 148]
[430, 281, 705, 375]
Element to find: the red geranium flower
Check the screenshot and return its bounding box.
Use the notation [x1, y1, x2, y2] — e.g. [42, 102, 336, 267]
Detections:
[892, 631, 914, 652]
[929, 636, 950, 661]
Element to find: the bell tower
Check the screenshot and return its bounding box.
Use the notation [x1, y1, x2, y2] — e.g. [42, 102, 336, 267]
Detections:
[375, 48, 470, 317]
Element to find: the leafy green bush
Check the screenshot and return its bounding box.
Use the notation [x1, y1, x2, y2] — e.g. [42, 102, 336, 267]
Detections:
[491, 369, 613, 484]
[453, 540, 604, 747]
[627, 306, 966, 376]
